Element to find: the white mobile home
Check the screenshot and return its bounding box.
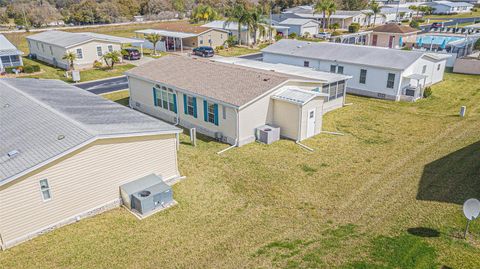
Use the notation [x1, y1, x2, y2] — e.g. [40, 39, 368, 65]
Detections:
[126, 55, 350, 146]
[26, 31, 141, 70]
[0, 79, 181, 249]
[0, 34, 23, 71]
[424, 1, 473, 14]
[202, 20, 277, 45]
[278, 19, 320, 36]
[262, 39, 449, 101]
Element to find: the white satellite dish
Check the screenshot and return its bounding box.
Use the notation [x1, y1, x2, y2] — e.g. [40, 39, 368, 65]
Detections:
[463, 198, 480, 221]
[462, 198, 480, 239]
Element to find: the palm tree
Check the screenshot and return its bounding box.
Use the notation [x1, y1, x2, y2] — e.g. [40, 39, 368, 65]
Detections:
[225, 4, 249, 46]
[409, 5, 419, 19]
[249, 7, 268, 45]
[191, 4, 218, 23]
[145, 33, 161, 56]
[368, 0, 383, 27]
[326, 1, 337, 30]
[102, 51, 121, 69]
[314, 0, 334, 32]
[62, 51, 76, 70]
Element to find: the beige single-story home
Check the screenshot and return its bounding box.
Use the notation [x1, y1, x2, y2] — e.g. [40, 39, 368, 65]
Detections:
[26, 31, 142, 70]
[0, 78, 181, 250]
[134, 22, 229, 52]
[202, 20, 279, 45]
[370, 24, 421, 48]
[126, 55, 351, 146]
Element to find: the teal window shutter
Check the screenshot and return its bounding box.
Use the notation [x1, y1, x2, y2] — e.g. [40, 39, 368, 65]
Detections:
[153, 88, 157, 106]
[173, 94, 177, 113]
[193, 97, 197, 118]
[183, 94, 188, 114]
[214, 104, 219, 126]
[203, 100, 208, 122]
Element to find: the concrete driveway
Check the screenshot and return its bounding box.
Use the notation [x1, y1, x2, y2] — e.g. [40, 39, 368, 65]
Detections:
[123, 56, 156, 66]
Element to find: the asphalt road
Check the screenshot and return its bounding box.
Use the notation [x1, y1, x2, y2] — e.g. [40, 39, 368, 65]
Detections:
[75, 76, 128, 94]
[421, 17, 480, 30]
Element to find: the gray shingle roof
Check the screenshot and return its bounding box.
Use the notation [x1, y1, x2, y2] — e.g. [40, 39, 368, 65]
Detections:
[262, 39, 426, 70]
[126, 55, 302, 107]
[0, 78, 180, 185]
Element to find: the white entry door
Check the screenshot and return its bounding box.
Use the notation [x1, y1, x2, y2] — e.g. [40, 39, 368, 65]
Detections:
[306, 108, 316, 138]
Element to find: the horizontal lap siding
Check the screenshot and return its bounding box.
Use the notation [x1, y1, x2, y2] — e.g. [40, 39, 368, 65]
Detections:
[0, 135, 178, 244]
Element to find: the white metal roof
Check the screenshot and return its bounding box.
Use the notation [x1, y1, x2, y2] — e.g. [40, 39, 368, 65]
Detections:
[272, 87, 326, 105]
[26, 31, 143, 48]
[279, 18, 320, 26]
[202, 20, 248, 31]
[134, 29, 198, 39]
[0, 34, 23, 56]
[404, 74, 428, 80]
[213, 56, 351, 83]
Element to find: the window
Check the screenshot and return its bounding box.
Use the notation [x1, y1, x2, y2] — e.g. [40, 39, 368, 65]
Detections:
[76, 48, 83, 59]
[329, 82, 337, 100]
[322, 84, 329, 95]
[386, 73, 395, 89]
[359, 69, 367, 84]
[49, 46, 53, 55]
[39, 179, 51, 201]
[108, 45, 113, 52]
[337, 66, 344, 74]
[200, 40, 204, 45]
[330, 65, 336, 73]
[153, 85, 177, 113]
[422, 65, 427, 74]
[184, 94, 197, 117]
[97, 46, 103, 56]
[304, 60, 309, 67]
[203, 100, 218, 125]
[337, 80, 345, 98]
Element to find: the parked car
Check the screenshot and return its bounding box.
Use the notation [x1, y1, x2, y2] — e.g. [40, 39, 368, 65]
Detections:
[431, 22, 445, 29]
[193, 46, 214, 57]
[314, 32, 331, 39]
[123, 48, 141, 60]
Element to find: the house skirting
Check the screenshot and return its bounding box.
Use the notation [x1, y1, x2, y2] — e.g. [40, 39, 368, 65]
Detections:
[1, 199, 122, 250]
[346, 87, 398, 101]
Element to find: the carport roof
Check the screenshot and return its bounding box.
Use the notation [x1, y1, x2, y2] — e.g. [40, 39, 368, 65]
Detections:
[135, 29, 198, 39]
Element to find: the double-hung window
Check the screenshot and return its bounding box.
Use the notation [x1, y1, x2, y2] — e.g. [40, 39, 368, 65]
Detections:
[76, 48, 83, 59]
[153, 85, 177, 113]
[97, 46, 103, 56]
[359, 69, 367, 84]
[337, 66, 344, 74]
[203, 100, 219, 125]
[304, 60, 309, 67]
[183, 94, 197, 117]
[108, 45, 113, 52]
[39, 179, 51, 201]
[386, 73, 395, 89]
[330, 65, 336, 73]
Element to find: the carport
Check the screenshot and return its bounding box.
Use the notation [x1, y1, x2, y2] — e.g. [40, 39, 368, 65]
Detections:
[134, 29, 198, 53]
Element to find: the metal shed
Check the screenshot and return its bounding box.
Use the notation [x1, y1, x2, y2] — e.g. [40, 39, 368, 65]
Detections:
[120, 174, 174, 216]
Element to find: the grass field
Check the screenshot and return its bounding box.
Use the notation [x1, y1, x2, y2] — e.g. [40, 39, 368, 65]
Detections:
[425, 10, 480, 19]
[0, 72, 479, 268]
[216, 43, 269, 57]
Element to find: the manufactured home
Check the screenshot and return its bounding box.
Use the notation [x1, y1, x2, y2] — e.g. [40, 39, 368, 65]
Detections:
[262, 39, 450, 101]
[26, 31, 141, 70]
[0, 79, 181, 249]
[126, 55, 350, 146]
[202, 20, 280, 45]
[370, 24, 421, 48]
[0, 34, 23, 71]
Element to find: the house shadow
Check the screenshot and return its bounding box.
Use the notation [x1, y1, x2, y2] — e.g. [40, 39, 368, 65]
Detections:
[417, 141, 480, 205]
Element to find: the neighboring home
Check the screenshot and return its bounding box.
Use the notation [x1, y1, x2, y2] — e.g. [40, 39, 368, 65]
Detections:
[380, 6, 415, 21]
[202, 20, 280, 45]
[0, 78, 181, 250]
[278, 19, 320, 36]
[126, 55, 351, 146]
[424, 1, 473, 14]
[133, 15, 145, 22]
[134, 22, 228, 52]
[262, 39, 450, 101]
[27, 31, 141, 70]
[449, 0, 479, 5]
[370, 23, 421, 48]
[0, 34, 23, 71]
[279, 10, 387, 29]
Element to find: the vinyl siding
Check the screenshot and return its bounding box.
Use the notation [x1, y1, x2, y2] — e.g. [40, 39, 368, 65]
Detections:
[0, 134, 179, 247]
[300, 98, 324, 140]
[272, 100, 299, 140]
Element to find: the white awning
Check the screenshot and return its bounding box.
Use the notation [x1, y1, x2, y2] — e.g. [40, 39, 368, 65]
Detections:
[404, 74, 428, 80]
[272, 88, 327, 105]
[135, 29, 198, 39]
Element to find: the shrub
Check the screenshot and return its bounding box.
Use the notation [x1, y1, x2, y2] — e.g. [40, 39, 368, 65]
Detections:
[31, 65, 40, 72]
[215, 45, 224, 52]
[409, 20, 420, 29]
[275, 34, 283, 41]
[474, 38, 480, 50]
[5, 67, 16, 74]
[401, 46, 412, 51]
[423, 87, 433, 98]
[225, 35, 236, 47]
[93, 60, 103, 69]
[288, 32, 297, 39]
[331, 31, 342, 36]
[23, 65, 35, 73]
[348, 23, 360, 33]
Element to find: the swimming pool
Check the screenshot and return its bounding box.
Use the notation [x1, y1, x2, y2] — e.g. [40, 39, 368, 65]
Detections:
[416, 35, 464, 45]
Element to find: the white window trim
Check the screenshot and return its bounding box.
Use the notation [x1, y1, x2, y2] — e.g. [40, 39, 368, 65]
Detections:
[76, 48, 83, 59]
[154, 85, 176, 113]
[107, 44, 113, 52]
[39, 179, 52, 202]
[96, 46, 103, 57]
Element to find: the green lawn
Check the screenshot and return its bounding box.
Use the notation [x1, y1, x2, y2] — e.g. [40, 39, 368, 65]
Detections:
[425, 10, 480, 19]
[0, 72, 479, 268]
[216, 44, 269, 57]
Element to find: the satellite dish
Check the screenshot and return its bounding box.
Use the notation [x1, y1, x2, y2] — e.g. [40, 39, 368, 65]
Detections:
[463, 198, 480, 221]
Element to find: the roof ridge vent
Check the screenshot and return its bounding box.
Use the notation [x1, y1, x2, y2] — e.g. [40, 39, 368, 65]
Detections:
[7, 150, 19, 158]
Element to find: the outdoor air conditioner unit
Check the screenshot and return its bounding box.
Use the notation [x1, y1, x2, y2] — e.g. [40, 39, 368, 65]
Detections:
[214, 132, 223, 141]
[256, 125, 280, 144]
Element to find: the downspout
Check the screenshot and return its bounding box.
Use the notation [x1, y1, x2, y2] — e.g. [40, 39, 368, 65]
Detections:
[295, 105, 314, 152]
[217, 107, 239, 154]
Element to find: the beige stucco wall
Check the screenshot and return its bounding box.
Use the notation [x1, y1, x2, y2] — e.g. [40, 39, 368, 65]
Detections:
[0, 134, 179, 249]
[128, 76, 238, 145]
[198, 29, 227, 48]
[370, 32, 417, 48]
[27, 39, 122, 70]
[272, 100, 299, 140]
[299, 97, 324, 140]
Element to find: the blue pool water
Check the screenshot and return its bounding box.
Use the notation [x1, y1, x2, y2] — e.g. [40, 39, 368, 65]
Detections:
[416, 35, 463, 45]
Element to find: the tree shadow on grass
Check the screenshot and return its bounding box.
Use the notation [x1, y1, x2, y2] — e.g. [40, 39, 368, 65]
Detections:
[417, 141, 480, 205]
[407, 227, 440, 238]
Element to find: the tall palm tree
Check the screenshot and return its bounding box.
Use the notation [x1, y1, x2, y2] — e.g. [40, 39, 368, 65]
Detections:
[368, 0, 383, 27]
[326, 1, 337, 30]
[314, 0, 334, 32]
[145, 33, 161, 55]
[62, 51, 76, 70]
[249, 7, 267, 45]
[409, 5, 419, 19]
[225, 4, 249, 46]
[191, 4, 218, 23]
